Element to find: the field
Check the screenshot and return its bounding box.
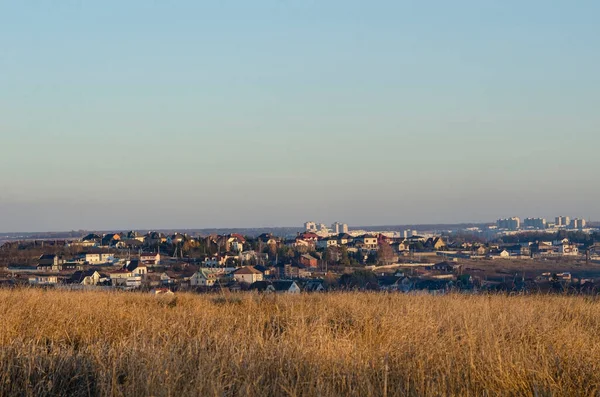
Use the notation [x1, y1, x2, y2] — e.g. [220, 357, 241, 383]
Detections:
[1, 290, 600, 396]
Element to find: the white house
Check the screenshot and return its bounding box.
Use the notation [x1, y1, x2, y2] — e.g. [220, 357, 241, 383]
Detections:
[140, 252, 161, 266]
[271, 281, 301, 294]
[190, 270, 217, 287]
[316, 238, 338, 249]
[82, 253, 114, 264]
[29, 276, 58, 285]
[560, 244, 579, 256]
[233, 266, 264, 284]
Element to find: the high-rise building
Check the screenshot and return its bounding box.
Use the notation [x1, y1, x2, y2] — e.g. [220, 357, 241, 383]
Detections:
[497, 217, 521, 230]
[570, 218, 586, 230]
[304, 222, 317, 232]
[331, 222, 349, 234]
[332, 222, 340, 234]
[341, 223, 349, 234]
[523, 218, 547, 229]
[555, 216, 571, 227]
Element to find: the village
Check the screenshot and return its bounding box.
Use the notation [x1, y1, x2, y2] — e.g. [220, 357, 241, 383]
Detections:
[2, 222, 600, 294]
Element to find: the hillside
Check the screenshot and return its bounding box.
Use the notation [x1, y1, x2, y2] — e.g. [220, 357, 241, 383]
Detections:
[0, 290, 599, 396]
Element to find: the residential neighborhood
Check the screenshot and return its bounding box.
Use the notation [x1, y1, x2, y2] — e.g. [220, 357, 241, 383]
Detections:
[1, 219, 600, 294]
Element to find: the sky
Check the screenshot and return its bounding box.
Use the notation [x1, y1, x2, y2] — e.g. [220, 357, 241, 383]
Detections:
[1, 0, 599, 232]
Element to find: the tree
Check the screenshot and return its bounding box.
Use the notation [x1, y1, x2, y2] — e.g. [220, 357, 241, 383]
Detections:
[339, 270, 378, 290]
[339, 246, 351, 266]
[377, 243, 395, 265]
[365, 252, 378, 265]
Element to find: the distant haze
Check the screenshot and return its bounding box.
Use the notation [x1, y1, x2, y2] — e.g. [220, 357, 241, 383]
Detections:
[1, 1, 599, 233]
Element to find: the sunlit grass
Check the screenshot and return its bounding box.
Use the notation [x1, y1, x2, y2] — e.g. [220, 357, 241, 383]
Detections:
[1, 289, 599, 396]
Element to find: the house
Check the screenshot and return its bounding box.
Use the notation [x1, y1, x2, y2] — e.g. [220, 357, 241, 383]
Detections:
[168, 233, 187, 245]
[391, 240, 410, 252]
[61, 262, 83, 271]
[81, 233, 101, 246]
[475, 246, 488, 256]
[532, 241, 556, 255]
[299, 254, 318, 268]
[378, 276, 404, 291]
[431, 261, 460, 272]
[226, 234, 246, 252]
[125, 260, 148, 276]
[233, 266, 264, 284]
[303, 280, 325, 292]
[406, 235, 427, 243]
[29, 276, 58, 285]
[316, 237, 338, 249]
[560, 244, 579, 256]
[120, 239, 143, 249]
[144, 232, 166, 247]
[294, 232, 318, 248]
[160, 272, 178, 285]
[425, 237, 446, 251]
[37, 254, 62, 272]
[123, 231, 145, 243]
[140, 252, 161, 266]
[502, 244, 529, 257]
[253, 265, 273, 277]
[82, 252, 115, 265]
[152, 288, 174, 296]
[102, 233, 121, 247]
[257, 233, 279, 247]
[68, 270, 102, 286]
[109, 269, 133, 286]
[489, 249, 511, 259]
[250, 280, 301, 294]
[337, 233, 353, 245]
[272, 280, 301, 294]
[292, 238, 313, 249]
[298, 232, 319, 243]
[356, 235, 378, 250]
[249, 281, 273, 292]
[190, 270, 218, 287]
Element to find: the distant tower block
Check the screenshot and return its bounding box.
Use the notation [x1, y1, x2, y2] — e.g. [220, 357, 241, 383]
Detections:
[304, 222, 317, 232]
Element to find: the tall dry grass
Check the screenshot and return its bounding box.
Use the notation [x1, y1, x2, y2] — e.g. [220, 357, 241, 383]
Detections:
[1, 289, 600, 396]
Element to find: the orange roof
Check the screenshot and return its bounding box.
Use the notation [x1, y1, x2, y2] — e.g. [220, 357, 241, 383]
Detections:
[234, 266, 262, 275]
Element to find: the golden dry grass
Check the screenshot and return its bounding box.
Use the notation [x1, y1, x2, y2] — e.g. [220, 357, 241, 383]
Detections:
[1, 289, 600, 396]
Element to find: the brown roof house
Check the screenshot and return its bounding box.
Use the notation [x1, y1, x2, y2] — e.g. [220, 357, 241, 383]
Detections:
[233, 266, 264, 284]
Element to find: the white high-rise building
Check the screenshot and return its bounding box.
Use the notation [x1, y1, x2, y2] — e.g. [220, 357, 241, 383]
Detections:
[304, 222, 317, 232]
[332, 222, 341, 234]
[341, 223, 349, 234]
[497, 217, 521, 230]
[555, 216, 570, 227]
[523, 218, 547, 229]
[331, 222, 349, 234]
[570, 218, 586, 230]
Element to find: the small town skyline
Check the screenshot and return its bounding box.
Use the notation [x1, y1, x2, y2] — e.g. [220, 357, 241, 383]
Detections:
[1, 216, 597, 236]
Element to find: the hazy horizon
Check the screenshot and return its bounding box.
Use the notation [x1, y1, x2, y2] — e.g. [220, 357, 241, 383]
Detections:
[2, 1, 599, 233]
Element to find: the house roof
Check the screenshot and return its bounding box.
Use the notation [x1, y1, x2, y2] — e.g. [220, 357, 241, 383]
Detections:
[249, 281, 271, 291]
[69, 269, 99, 283]
[125, 260, 146, 272]
[253, 265, 269, 273]
[39, 254, 57, 261]
[234, 266, 262, 275]
[378, 276, 401, 287]
[109, 269, 131, 275]
[272, 281, 298, 291]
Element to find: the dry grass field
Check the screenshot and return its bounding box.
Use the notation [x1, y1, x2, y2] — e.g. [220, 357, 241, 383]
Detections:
[1, 289, 600, 396]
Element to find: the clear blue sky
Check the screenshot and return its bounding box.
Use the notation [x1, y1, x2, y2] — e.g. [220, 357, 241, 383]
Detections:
[1, 1, 598, 232]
